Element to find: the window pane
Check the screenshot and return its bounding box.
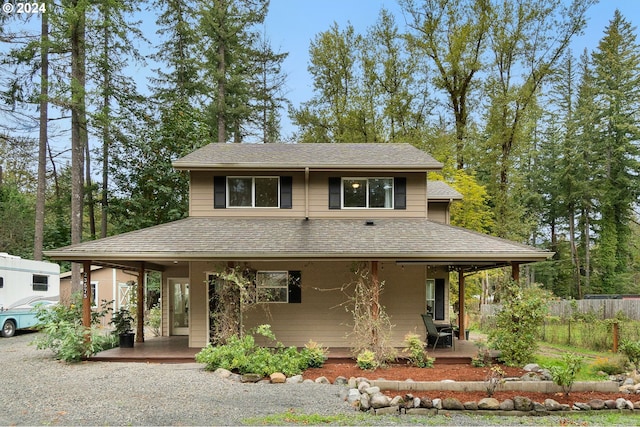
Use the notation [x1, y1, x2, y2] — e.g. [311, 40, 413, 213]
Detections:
[256, 271, 288, 303]
[369, 178, 393, 208]
[255, 177, 279, 207]
[343, 179, 366, 207]
[228, 177, 253, 207]
[33, 275, 48, 291]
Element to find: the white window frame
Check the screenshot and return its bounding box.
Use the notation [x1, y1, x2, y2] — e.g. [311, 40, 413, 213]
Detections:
[256, 271, 289, 303]
[341, 177, 394, 209]
[90, 281, 98, 306]
[227, 176, 280, 208]
[425, 279, 435, 316]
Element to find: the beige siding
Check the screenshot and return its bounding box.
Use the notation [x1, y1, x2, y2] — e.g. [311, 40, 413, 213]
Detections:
[427, 202, 449, 224]
[308, 172, 427, 218]
[189, 172, 306, 217]
[189, 171, 428, 219]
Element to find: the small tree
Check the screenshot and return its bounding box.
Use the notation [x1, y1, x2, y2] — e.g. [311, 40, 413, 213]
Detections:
[550, 352, 584, 396]
[488, 280, 550, 366]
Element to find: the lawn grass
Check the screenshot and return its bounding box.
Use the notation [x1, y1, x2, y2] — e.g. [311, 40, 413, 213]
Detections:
[243, 410, 640, 426]
[534, 341, 628, 380]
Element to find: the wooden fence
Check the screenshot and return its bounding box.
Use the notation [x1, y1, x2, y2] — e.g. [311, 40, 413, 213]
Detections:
[481, 299, 640, 321]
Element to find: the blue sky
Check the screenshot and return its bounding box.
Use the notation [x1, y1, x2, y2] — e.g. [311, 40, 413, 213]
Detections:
[260, 0, 640, 138]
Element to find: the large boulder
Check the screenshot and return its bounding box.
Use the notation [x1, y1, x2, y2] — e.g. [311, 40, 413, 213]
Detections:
[478, 398, 500, 410]
[513, 396, 533, 411]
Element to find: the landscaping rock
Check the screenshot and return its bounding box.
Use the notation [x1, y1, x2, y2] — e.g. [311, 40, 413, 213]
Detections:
[520, 372, 541, 381]
[616, 398, 634, 410]
[241, 373, 262, 383]
[346, 388, 361, 405]
[370, 392, 391, 409]
[588, 399, 606, 410]
[334, 376, 348, 385]
[360, 393, 370, 410]
[544, 399, 563, 411]
[269, 372, 286, 383]
[357, 381, 371, 393]
[213, 368, 233, 378]
[432, 398, 442, 409]
[285, 375, 302, 384]
[442, 397, 464, 410]
[314, 376, 330, 384]
[605, 399, 617, 409]
[374, 406, 399, 416]
[463, 401, 478, 410]
[412, 397, 421, 408]
[390, 395, 405, 407]
[477, 398, 500, 410]
[499, 399, 515, 411]
[513, 396, 533, 411]
[634, 401, 640, 410]
[573, 402, 591, 410]
[348, 377, 357, 388]
[533, 402, 546, 412]
[523, 363, 540, 372]
[364, 386, 380, 395]
[419, 397, 433, 409]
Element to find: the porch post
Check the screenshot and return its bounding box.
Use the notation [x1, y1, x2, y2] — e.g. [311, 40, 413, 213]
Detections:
[136, 262, 145, 343]
[512, 262, 520, 282]
[458, 270, 466, 341]
[82, 261, 91, 328]
[371, 261, 379, 344]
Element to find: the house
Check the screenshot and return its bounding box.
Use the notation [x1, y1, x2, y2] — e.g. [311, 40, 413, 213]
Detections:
[59, 266, 140, 326]
[45, 143, 551, 349]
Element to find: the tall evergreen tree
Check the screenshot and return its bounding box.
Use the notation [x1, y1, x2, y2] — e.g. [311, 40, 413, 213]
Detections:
[590, 10, 640, 293]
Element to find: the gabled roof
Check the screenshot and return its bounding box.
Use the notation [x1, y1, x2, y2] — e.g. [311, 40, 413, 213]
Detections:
[427, 181, 463, 201]
[173, 143, 443, 171]
[44, 217, 551, 270]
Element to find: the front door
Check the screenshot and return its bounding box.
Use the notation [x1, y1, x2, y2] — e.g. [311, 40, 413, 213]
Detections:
[169, 278, 189, 335]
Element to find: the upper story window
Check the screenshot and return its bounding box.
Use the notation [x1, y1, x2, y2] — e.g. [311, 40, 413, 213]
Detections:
[32, 275, 48, 291]
[329, 176, 406, 210]
[228, 177, 279, 208]
[342, 178, 394, 209]
[214, 176, 292, 209]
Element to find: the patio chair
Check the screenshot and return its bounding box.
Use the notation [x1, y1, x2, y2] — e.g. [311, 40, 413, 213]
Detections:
[421, 314, 455, 350]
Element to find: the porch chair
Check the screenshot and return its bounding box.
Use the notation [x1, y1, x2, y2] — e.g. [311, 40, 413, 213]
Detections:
[421, 314, 455, 350]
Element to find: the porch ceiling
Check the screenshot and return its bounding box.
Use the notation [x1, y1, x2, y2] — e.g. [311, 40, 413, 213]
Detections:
[44, 217, 552, 267]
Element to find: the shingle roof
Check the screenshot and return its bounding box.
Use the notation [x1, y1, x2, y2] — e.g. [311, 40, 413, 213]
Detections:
[173, 143, 443, 171]
[45, 217, 550, 265]
[427, 181, 463, 200]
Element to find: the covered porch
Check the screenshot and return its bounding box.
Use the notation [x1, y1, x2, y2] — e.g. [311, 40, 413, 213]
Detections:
[90, 332, 495, 364]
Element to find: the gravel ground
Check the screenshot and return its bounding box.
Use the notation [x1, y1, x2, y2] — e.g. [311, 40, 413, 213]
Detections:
[2, 332, 639, 426]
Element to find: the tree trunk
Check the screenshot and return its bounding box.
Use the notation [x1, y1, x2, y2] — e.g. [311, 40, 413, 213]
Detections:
[217, 41, 226, 143]
[34, 8, 49, 261]
[70, 0, 87, 295]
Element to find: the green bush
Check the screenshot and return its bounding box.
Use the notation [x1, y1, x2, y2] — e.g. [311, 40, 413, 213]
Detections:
[356, 350, 378, 370]
[402, 333, 434, 368]
[549, 352, 584, 396]
[146, 305, 161, 337]
[471, 340, 492, 367]
[619, 339, 640, 372]
[195, 324, 326, 377]
[32, 294, 116, 362]
[488, 281, 550, 366]
[301, 340, 329, 368]
[590, 356, 627, 376]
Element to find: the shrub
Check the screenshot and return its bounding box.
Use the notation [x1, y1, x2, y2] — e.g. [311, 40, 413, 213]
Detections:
[549, 352, 584, 396]
[471, 340, 492, 367]
[195, 324, 325, 377]
[619, 339, 640, 372]
[146, 305, 161, 337]
[485, 366, 505, 397]
[356, 350, 378, 370]
[301, 340, 329, 368]
[32, 294, 116, 362]
[402, 333, 434, 368]
[590, 356, 626, 376]
[488, 281, 550, 366]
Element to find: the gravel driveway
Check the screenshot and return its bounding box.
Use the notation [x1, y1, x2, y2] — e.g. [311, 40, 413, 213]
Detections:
[3, 332, 633, 426]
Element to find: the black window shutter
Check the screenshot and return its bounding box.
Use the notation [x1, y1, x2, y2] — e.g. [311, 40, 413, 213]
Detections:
[214, 176, 226, 209]
[394, 177, 406, 210]
[288, 271, 301, 303]
[328, 177, 341, 209]
[434, 278, 445, 321]
[280, 176, 293, 209]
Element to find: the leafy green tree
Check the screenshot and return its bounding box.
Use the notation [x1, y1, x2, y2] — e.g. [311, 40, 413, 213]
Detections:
[488, 281, 550, 366]
[401, 0, 490, 169]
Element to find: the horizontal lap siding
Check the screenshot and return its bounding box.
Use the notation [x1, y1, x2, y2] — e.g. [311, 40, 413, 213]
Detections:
[189, 172, 306, 217]
[242, 262, 429, 348]
[308, 172, 427, 218]
[427, 203, 448, 223]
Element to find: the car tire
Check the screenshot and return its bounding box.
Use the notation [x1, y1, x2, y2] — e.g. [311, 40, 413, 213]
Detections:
[1, 320, 16, 338]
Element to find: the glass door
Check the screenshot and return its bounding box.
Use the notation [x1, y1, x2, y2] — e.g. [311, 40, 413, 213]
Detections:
[169, 278, 189, 335]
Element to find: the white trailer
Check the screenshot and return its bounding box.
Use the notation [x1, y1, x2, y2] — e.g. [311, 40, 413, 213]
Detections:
[0, 253, 60, 311]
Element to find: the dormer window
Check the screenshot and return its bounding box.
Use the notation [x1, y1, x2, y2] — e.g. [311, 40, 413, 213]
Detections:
[342, 177, 394, 209]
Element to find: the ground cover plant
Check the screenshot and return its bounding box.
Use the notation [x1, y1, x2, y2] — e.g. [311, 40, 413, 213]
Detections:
[196, 324, 327, 377]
